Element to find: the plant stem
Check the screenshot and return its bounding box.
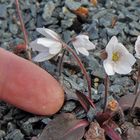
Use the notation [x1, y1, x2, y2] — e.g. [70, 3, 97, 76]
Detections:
[103, 74, 109, 113]
[58, 50, 66, 76]
[63, 44, 92, 99]
[15, 0, 31, 60]
[130, 61, 140, 115]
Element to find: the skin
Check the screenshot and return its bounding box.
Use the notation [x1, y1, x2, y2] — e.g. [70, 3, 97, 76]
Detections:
[0, 48, 64, 115]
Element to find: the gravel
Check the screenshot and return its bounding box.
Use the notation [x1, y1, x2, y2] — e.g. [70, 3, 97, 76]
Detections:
[0, 0, 140, 139]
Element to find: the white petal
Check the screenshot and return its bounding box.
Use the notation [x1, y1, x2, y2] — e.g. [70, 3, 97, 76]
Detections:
[135, 35, 140, 59]
[116, 43, 130, 55]
[49, 46, 62, 55]
[121, 53, 136, 66]
[32, 51, 54, 62]
[106, 36, 118, 59]
[103, 60, 115, 75]
[113, 62, 132, 74]
[36, 28, 60, 41]
[113, 53, 135, 74]
[29, 39, 49, 52]
[76, 34, 89, 40]
[37, 38, 62, 49]
[74, 34, 95, 50]
[77, 47, 89, 56]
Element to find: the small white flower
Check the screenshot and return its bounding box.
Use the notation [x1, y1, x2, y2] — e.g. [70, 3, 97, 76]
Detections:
[29, 28, 62, 62]
[72, 34, 95, 56]
[135, 35, 140, 59]
[103, 36, 136, 75]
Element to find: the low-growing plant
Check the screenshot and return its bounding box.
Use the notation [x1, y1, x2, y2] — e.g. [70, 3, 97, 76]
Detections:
[1, 0, 140, 139]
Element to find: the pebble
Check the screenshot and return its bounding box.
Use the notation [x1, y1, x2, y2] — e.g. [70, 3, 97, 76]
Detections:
[65, 0, 81, 10]
[62, 101, 76, 112]
[5, 129, 24, 140]
[0, 130, 6, 139]
[9, 24, 18, 35]
[42, 1, 56, 20]
[0, 4, 7, 19]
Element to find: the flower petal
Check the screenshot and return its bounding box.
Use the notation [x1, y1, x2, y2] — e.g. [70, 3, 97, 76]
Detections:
[113, 62, 132, 75]
[32, 51, 54, 62]
[77, 47, 89, 56]
[135, 35, 140, 59]
[36, 28, 60, 41]
[106, 36, 118, 59]
[73, 34, 95, 50]
[103, 60, 115, 75]
[49, 45, 62, 55]
[29, 39, 49, 52]
[37, 38, 62, 49]
[113, 53, 136, 74]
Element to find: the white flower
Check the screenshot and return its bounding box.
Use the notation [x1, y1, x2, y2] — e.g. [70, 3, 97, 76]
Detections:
[29, 28, 62, 62]
[135, 35, 140, 59]
[103, 36, 136, 75]
[72, 34, 95, 56]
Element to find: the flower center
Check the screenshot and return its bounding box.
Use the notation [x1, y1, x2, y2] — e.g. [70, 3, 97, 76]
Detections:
[112, 52, 120, 62]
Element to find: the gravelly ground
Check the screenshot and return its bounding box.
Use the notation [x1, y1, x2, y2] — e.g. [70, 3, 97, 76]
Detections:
[0, 0, 140, 139]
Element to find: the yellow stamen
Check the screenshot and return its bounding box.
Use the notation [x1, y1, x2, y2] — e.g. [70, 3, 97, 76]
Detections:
[112, 52, 120, 62]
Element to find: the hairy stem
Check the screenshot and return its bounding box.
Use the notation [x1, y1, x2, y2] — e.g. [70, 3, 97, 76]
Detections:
[103, 74, 109, 113]
[15, 0, 31, 60]
[130, 61, 140, 115]
[63, 44, 92, 99]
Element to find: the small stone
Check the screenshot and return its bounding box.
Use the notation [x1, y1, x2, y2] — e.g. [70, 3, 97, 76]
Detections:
[21, 123, 33, 136]
[41, 118, 51, 125]
[65, 0, 81, 10]
[0, 130, 6, 138]
[87, 106, 96, 122]
[5, 129, 24, 140]
[0, 4, 7, 19]
[9, 24, 18, 35]
[62, 101, 76, 112]
[42, 1, 56, 20]
[110, 85, 123, 94]
[62, 30, 72, 43]
[7, 122, 17, 133]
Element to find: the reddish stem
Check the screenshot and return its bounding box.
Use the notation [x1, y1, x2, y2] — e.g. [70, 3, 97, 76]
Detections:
[103, 74, 109, 113]
[130, 61, 140, 115]
[63, 44, 92, 99]
[15, 0, 31, 60]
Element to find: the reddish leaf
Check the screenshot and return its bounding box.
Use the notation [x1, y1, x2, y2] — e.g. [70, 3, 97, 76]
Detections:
[33, 113, 89, 140]
[85, 122, 106, 140]
[96, 112, 111, 125]
[76, 90, 95, 112]
[118, 94, 140, 110]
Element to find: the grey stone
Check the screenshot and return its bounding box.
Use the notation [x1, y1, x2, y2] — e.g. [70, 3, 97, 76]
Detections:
[98, 84, 105, 94]
[86, 21, 99, 40]
[109, 85, 123, 94]
[106, 27, 119, 37]
[21, 123, 33, 136]
[128, 29, 140, 36]
[5, 129, 24, 140]
[0, 130, 6, 138]
[0, 4, 7, 19]
[0, 20, 7, 30]
[62, 101, 76, 112]
[65, 0, 81, 10]
[41, 118, 51, 125]
[7, 122, 17, 133]
[42, 1, 56, 20]
[87, 106, 96, 122]
[9, 24, 18, 35]
[62, 30, 72, 43]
